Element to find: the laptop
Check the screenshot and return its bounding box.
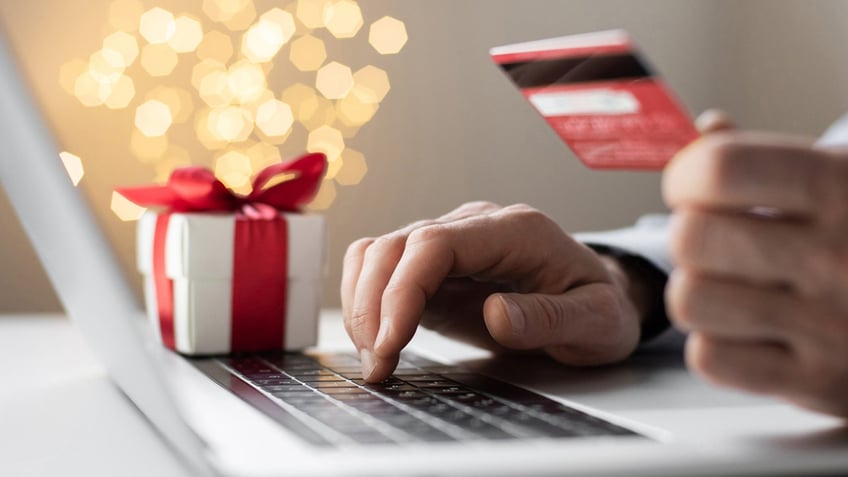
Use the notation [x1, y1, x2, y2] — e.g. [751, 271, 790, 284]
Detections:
[2, 28, 848, 477]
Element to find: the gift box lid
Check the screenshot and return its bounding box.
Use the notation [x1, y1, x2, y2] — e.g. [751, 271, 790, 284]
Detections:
[137, 211, 326, 280]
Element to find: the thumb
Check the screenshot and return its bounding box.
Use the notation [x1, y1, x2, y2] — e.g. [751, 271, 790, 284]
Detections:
[695, 109, 736, 134]
[482, 284, 639, 365]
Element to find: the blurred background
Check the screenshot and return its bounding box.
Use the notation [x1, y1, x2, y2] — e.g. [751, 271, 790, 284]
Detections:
[0, 0, 847, 313]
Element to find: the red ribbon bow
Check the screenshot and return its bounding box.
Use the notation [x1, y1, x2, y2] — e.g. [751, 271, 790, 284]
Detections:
[119, 153, 326, 353]
[116, 152, 327, 215]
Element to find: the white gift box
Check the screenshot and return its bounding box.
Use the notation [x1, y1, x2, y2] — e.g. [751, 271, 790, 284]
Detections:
[137, 211, 325, 355]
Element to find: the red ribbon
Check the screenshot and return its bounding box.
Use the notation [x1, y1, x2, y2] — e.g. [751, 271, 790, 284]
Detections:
[118, 153, 326, 353]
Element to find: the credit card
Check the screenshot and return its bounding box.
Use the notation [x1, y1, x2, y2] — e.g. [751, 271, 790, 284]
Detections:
[491, 30, 698, 170]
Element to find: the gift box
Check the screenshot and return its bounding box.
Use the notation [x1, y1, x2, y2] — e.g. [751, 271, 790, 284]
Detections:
[119, 153, 327, 355]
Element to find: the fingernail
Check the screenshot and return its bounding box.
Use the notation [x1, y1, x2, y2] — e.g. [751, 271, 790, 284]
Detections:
[374, 318, 391, 353]
[360, 349, 376, 380]
[500, 295, 525, 336]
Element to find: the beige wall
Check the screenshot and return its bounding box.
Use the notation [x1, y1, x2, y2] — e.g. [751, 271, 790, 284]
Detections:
[0, 0, 846, 313]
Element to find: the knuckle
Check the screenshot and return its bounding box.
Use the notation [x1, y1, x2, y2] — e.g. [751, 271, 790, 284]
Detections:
[666, 271, 699, 329]
[458, 200, 500, 213]
[406, 224, 448, 247]
[685, 334, 726, 384]
[502, 203, 539, 216]
[502, 204, 554, 229]
[347, 307, 373, 338]
[344, 237, 375, 262]
[534, 295, 569, 335]
[669, 210, 708, 266]
[365, 233, 407, 258]
[403, 219, 434, 231]
[700, 134, 740, 190]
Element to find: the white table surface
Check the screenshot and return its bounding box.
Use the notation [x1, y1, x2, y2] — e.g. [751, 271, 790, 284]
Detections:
[3, 312, 848, 477]
[0, 313, 188, 476]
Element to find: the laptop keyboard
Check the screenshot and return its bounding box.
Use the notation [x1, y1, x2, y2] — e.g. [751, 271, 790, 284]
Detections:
[194, 352, 641, 446]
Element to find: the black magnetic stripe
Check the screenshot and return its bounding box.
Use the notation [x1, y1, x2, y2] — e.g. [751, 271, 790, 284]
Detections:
[500, 53, 653, 89]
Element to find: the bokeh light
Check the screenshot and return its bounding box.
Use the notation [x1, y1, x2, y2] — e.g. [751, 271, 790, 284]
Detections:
[108, 0, 144, 32]
[103, 75, 136, 109]
[140, 43, 179, 77]
[102, 31, 139, 68]
[154, 145, 192, 183]
[208, 106, 254, 142]
[59, 59, 87, 95]
[242, 8, 296, 63]
[352, 65, 390, 103]
[299, 95, 337, 131]
[146, 86, 194, 123]
[222, 1, 257, 31]
[194, 108, 229, 150]
[246, 141, 282, 171]
[135, 99, 173, 137]
[323, 0, 364, 39]
[255, 98, 294, 137]
[89, 50, 123, 83]
[369, 16, 408, 55]
[59, 151, 85, 186]
[335, 148, 367, 185]
[196, 30, 234, 63]
[168, 16, 204, 53]
[130, 128, 169, 161]
[73, 72, 103, 107]
[295, 0, 332, 29]
[202, 0, 251, 22]
[215, 149, 253, 191]
[315, 61, 353, 99]
[228, 59, 266, 103]
[66, 0, 407, 214]
[307, 125, 344, 162]
[308, 179, 337, 210]
[139, 7, 176, 45]
[112, 190, 147, 221]
[336, 93, 377, 127]
[288, 34, 326, 72]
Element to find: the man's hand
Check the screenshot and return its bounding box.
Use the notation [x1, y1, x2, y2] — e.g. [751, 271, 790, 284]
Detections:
[342, 202, 644, 382]
[663, 121, 848, 417]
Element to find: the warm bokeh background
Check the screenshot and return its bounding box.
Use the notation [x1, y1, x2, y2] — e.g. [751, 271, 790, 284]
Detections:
[1, 0, 847, 313]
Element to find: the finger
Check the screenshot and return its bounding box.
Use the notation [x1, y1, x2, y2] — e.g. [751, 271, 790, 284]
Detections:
[371, 206, 606, 381]
[686, 332, 795, 395]
[695, 109, 736, 134]
[349, 233, 408, 364]
[341, 238, 374, 340]
[418, 278, 512, 352]
[668, 208, 826, 292]
[482, 283, 639, 365]
[663, 131, 829, 216]
[346, 202, 504, 375]
[666, 270, 809, 345]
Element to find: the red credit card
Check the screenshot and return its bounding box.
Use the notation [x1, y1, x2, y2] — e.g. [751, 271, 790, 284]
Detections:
[491, 30, 698, 170]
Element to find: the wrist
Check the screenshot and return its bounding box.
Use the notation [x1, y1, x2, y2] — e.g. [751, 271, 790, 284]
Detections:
[591, 245, 670, 343]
